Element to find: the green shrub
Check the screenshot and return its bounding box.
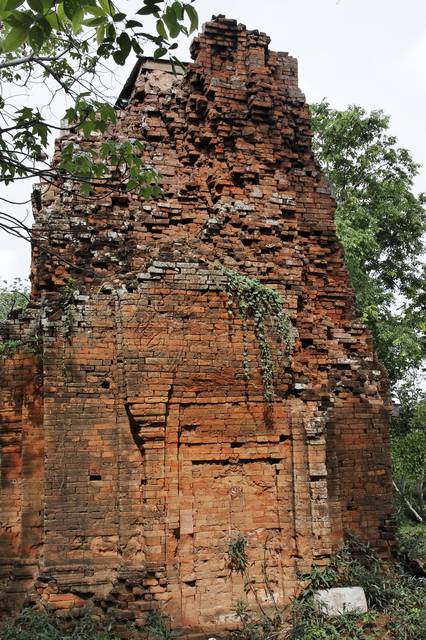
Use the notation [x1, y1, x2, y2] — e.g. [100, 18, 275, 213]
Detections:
[397, 522, 426, 569]
[300, 535, 395, 611]
[386, 575, 426, 640]
[231, 599, 286, 640]
[392, 430, 426, 523]
[289, 600, 378, 640]
[0, 607, 118, 640]
[145, 609, 174, 640]
[231, 534, 426, 640]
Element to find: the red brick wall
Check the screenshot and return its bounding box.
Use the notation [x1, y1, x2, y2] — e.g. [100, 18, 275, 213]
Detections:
[0, 352, 43, 613]
[0, 15, 394, 632]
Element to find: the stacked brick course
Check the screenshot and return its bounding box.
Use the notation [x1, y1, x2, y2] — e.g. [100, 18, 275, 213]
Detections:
[0, 16, 393, 635]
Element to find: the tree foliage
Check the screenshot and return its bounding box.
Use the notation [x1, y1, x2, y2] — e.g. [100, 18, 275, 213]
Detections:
[311, 101, 426, 387]
[0, 277, 29, 321]
[392, 428, 426, 523]
[0, 0, 198, 238]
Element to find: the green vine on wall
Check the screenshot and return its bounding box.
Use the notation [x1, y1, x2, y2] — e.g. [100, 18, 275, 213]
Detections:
[221, 267, 294, 403]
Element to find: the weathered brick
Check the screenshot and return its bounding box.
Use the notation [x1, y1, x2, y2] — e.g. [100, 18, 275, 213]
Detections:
[0, 15, 394, 633]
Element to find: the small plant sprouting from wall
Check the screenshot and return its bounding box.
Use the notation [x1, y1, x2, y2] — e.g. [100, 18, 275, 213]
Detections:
[0, 335, 41, 359]
[228, 533, 249, 574]
[0, 340, 25, 358]
[0, 339, 25, 358]
[221, 267, 294, 402]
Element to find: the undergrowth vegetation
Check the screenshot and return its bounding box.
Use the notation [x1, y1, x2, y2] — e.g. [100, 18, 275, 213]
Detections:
[229, 532, 426, 640]
[397, 522, 426, 569]
[0, 608, 119, 640]
[2, 531, 425, 640]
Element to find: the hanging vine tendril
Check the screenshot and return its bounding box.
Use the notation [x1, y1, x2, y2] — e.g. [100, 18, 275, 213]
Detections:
[221, 267, 294, 402]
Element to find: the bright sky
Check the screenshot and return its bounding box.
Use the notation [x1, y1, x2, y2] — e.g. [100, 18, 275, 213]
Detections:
[1, 0, 425, 283]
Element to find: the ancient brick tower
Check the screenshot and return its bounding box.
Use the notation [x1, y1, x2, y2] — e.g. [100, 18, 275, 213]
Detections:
[0, 16, 393, 634]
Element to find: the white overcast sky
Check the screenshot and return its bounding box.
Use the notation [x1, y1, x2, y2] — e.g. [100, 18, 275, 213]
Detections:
[1, 0, 425, 283]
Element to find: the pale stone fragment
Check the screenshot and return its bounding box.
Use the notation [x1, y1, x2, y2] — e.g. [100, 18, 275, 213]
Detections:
[314, 586, 368, 616]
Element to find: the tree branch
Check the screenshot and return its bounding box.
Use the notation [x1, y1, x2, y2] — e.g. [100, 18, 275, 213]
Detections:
[0, 55, 61, 70]
[393, 480, 424, 523]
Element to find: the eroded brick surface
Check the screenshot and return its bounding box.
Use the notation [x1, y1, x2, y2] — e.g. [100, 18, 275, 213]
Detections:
[0, 16, 394, 633]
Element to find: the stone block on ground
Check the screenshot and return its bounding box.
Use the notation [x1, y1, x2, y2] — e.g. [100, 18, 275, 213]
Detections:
[314, 586, 368, 616]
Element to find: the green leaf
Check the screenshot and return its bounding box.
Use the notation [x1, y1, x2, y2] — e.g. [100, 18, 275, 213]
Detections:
[5, 0, 24, 10]
[112, 11, 125, 21]
[27, 0, 44, 12]
[98, 102, 116, 124]
[117, 30, 131, 57]
[164, 6, 180, 38]
[83, 15, 106, 27]
[38, 15, 52, 35]
[98, 0, 115, 15]
[71, 6, 84, 32]
[56, 2, 66, 22]
[63, 0, 79, 20]
[81, 120, 94, 136]
[65, 107, 76, 122]
[132, 39, 143, 55]
[85, 5, 107, 16]
[153, 45, 167, 59]
[62, 141, 74, 156]
[1, 25, 27, 52]
[29, 23, 44, 49]
[184, 3, 198, 32]
[96, 22, 105, 43]
[125, 19, 142, 28]
[171, 1, 183, 20]
[45, 11, 61, 29]
[112, 49, 125, 65]
[156, 18, 167, 40]
[80, 182, 92, 196]
[4, 10, 33, 27]
[136, 4, 161, 15]
[105, 21, 116, 40]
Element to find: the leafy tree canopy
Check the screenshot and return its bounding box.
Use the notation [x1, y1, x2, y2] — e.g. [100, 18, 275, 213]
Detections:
[0, 0, 198, 237]
[311, 102, 426, 388]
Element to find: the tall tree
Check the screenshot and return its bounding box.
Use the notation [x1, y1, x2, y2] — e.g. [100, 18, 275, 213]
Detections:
[310, 102, 425, 387]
